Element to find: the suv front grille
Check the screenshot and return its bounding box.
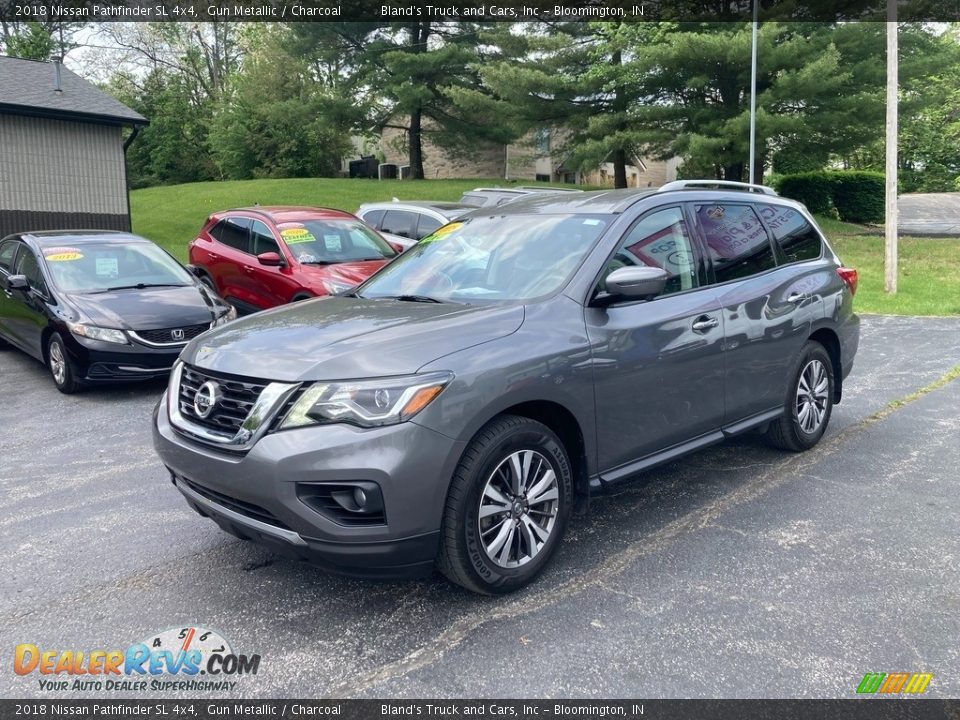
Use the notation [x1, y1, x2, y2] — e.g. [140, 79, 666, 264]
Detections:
[135, 323, 210, 345]
[178, 364, 268, 434]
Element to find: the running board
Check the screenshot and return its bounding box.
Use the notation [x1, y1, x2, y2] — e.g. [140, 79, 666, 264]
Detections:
[591, 408, 783, 492]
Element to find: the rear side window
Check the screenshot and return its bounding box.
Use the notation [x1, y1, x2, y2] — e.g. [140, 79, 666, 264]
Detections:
[381, 210, 417, 239]
[210, 217, 251, 253]
[250, 221, 279, 256]
[360, 209, 386, 229]
[696, 203, 776, 283]
[758, 204, 823, 263]
[416, 214, 442, 240]
[0, 241, 16, 272]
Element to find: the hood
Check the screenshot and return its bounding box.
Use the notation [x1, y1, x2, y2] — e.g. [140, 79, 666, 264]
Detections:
[300, 260, 389, 290]
[182, 297, 524, 381]
[66, 284, 225, 330]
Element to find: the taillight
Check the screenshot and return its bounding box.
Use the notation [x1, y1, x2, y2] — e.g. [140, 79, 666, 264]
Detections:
[837, 267, 858, 296]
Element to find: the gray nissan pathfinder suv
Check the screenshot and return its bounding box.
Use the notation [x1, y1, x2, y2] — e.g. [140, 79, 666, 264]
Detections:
[153, 181, 860, 594]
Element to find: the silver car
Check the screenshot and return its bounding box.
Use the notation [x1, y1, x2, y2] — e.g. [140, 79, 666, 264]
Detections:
[357, 201, 474, 250]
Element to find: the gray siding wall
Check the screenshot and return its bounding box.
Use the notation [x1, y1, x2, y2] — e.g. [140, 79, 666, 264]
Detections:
[0, 114, 129, 237]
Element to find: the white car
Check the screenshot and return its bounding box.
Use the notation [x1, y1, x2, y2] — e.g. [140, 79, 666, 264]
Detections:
[356, 201, 475, 250]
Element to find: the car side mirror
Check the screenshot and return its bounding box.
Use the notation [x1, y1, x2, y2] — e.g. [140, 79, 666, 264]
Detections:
[5, 274, 29, 292]
[257, 252, 284, 267]
[388, 242, 405, 254]
[597, 266, 669, 304]
[185, 264, 205, 278]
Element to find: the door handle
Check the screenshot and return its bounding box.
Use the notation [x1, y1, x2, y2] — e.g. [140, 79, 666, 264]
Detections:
[692, 315, 719, 333]
[786, 293, 807, 303]
[243, 267, 254, 274]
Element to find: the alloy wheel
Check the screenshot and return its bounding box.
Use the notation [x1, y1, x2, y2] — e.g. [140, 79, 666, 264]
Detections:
[49, 341, 66, 386]
[796, 358, 829, 434]
[478, 449, 559, 568]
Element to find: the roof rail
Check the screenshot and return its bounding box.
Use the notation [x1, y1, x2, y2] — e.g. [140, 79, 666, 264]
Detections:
[657, 180, 778, 196]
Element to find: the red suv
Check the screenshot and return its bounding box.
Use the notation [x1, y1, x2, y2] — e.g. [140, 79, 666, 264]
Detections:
[189, 206, 398, 313]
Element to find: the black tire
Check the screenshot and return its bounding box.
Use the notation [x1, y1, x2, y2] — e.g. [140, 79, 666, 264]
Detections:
[765, 341, 834, 452]
[437, 414, 573, 594]
[47, 333, 83, 394]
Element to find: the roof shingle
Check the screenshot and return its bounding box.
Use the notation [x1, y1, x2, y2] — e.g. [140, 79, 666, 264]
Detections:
[0, 55, 146, 126]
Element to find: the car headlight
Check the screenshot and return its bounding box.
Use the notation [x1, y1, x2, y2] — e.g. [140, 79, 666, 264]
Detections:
[67, 322, 128, 345]
[280, 372, 453, 429]
[321, 279, 354, 296]
[212, 305, 237, 326]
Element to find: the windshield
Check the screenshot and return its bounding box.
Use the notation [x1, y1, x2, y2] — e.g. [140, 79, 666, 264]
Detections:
[357, 214, 610, 303]
[277, 220, 397, 264]
[41, 242, 193, 294]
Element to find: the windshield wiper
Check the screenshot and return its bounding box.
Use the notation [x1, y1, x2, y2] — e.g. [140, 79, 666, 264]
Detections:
[98, 283, 186, 292]
[301, 260, 335, 265]
[392, 294, 443, 304]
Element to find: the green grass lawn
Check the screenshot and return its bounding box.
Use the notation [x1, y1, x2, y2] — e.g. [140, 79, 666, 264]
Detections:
[130, 177, 960, 316]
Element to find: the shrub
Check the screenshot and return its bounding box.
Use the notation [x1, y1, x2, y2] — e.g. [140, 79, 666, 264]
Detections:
[774, 170, 885, 224]
[773, 172, 835, 215]
[831, 171, 885, 224]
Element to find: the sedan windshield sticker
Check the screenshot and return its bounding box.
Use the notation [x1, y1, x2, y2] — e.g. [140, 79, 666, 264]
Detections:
[96, 257, 120, 277]
[43, 247, 83, 262]
[421, 222, 464, 244]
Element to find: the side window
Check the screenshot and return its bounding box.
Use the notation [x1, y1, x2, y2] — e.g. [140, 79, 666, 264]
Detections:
[602, 207, 699, 296]
[250, 221, 280, 257]
[416, 214, 442, 240]
[696, 203, 776, 283]
[214, 217, 252, 253]
[757, 204, 823, 263]
[381, 210, 418, 239]
[361, 209, 386, 229]
[15, 247, 47, 295]
[0, 241, 16, 273]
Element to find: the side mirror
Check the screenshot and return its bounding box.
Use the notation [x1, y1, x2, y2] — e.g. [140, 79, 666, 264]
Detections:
[6, 274, 29, 292]
[388, 242, 405, 254]
[599, 266, 669, 303]
[185, 264, 205, 278]
[257, 252, 284, 267]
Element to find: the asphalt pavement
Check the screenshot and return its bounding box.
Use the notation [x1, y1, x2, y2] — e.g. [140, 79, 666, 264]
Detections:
[1, 314, 958, 699]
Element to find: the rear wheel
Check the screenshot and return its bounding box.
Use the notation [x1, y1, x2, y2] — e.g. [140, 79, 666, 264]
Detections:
[437, 415, 573, 594]
[766, 341, 834, 452]
[47, 333, 83, 394]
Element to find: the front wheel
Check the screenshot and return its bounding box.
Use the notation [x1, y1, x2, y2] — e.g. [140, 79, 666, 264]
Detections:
[766, 341, 834, 452]
[437, 415, 573, 594]
[47, 333, 83, 394]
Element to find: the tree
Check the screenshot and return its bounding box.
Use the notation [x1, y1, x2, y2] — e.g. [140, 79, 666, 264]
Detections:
[619, 22, 948, 183]
[465, 21, 658, 189]
[207, 26, 356, 180]
[0, 18, 85, 60]
[294, 21, 504, 179]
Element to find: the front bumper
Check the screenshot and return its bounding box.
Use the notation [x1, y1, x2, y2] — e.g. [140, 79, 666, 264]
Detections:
[152, 395, 466, 579]
[65, 334, 182, 382]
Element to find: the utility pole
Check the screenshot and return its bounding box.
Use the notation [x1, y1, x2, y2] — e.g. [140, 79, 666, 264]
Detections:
[748, 0, 759, 184]
[884, 5, 898, 294]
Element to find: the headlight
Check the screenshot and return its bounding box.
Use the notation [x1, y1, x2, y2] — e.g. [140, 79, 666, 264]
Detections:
[321, 279, 354, 296]
[280, 372, 453, 429]
[67, 322, 127, 345]
[212, 305, 237, 326]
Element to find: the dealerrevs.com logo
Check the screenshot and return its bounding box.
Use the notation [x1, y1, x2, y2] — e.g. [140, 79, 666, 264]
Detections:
[14, 626, 260, 693]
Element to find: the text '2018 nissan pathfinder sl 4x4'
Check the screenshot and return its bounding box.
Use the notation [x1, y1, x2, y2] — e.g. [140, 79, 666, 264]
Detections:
[153, 181, 859, 594]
